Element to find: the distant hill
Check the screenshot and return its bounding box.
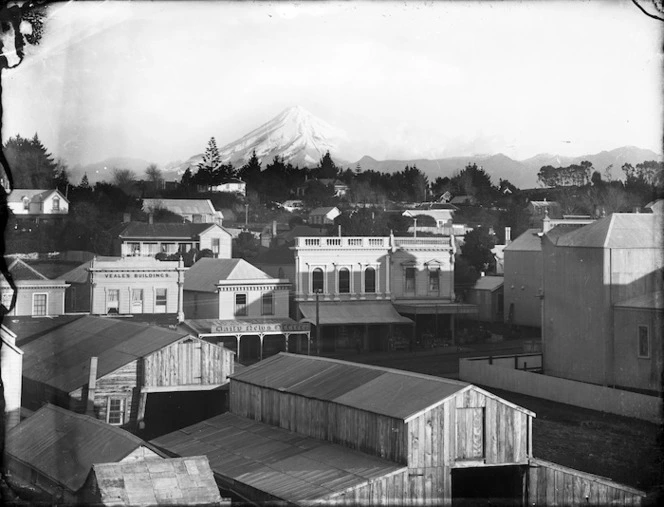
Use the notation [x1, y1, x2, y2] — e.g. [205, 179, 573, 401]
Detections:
[71, 157, 154, 185]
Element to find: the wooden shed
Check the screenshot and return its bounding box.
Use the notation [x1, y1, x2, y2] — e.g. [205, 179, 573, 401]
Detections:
[20, 315, 235, 436]
[154, 353, 536, 505]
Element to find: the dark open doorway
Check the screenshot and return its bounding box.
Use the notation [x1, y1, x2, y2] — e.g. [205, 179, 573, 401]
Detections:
[452, 465, 525, 506]
[142, 389, 227, 440]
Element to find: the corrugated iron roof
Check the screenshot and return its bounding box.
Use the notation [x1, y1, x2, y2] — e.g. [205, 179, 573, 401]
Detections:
[117, 222, 227, 240]
[57, 256, 120, 283]
[7, 258, 49, 280]
[472, 276, 504, 292]
[152, 413, 405, 504]
[309, 206, 339, 216]
[92, 456, 222, 506]
[504, 229, 542, 252]
[6, 404, 157, 493]
[614, 291, 663, 310]
[143, 198, 217, 217]
[231, 353, 470, 420]
[8, 188, 66, 203]
[555, 213, 663, 249]
[21, 316, 190, 392]
[298, 301, 413, 326]
[184, 258, 271, 292]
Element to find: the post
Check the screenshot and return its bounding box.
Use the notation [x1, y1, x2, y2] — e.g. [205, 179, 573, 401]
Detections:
[315, 291, 321, 356]
[259, 333, 264, 361]
[245, 203, 249, 227]
[86, 356, 98, 416]
[413, 218, 417, 238]
[236, 335, 241, 362]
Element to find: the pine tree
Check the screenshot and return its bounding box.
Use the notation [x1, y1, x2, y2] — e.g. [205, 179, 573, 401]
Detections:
[80, 173, 90, 189]
[197, 137, 222, 174]
[317, 151, 338, 179]
[239, 150, 262, 185]
[3, 133, 57, 188]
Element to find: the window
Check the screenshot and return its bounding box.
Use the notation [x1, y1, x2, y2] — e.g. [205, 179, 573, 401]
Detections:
[192, 214, 202, 223]
[405, 267, 416, 293]
[131, 289, 143, 313]
[338, 268, 350, 294]
[365, 267, 376, 293]
[212, 237, 220, 256]
[22, 196, 29, 210]
[32, 293, 47, 316]
[638, 325, 650, 358]
[155, 288, 167, 313]
[128, 242, 141, 256]
[262, 293, 274, 315]
[235, 293, 247, 316]
[428, 269, 440, 293]
[52, 196, 60, 212]
[312, 268, 324, 293]
[107, 398, 125, 425]
[107, 289, 120, 313]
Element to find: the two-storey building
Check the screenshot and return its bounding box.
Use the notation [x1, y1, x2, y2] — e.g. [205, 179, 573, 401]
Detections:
[294, 235, 476, 352]
[182, 258, 310, 363]
[8, 188, 69, 219]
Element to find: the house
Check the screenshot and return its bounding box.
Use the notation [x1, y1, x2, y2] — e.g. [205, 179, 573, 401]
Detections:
[5, 404, 166, 504]
[142, 198, 223, 224]
[115, 221, 232, 259]
[183, 258, 310, 362]
[450, 194, 478, 206]
[465, 275, 504, 323]
[20, 315, 235, 435]
[294, 235, 477, 352]
[308, 206, 341, 225]
[209, 178, 246, 196]
[542, 213, 664, 392]
[1, 324, 23, 432]
[437, 190, 453, 203]
[0, 258, 69, 317]
[7, 188, 69, 217]
[644, 198, 664, 214]
[274, 224, 325, 247]
[281, 199, 304, 212]
[82, 457, 224, 506]
[527, 200, 562, 226]
[153, 353, 536, 505]
[319, 178, 349, 197]
[259, 221, 290, 247]
[402, 208, 455, 235]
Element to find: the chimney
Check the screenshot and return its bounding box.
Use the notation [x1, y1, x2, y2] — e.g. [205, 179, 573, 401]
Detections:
[338, 225, 341, 237]
[272, 220, 277, 237]
[480, 271, 486, 277]
[505, 227, 511, 244]
[123, 212, 131, 223]
[86, 356, 98, 417]
[148, 213, 154, 225]
[633, 207, 640, 214]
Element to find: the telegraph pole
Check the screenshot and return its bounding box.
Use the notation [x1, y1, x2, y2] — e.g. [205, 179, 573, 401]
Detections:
[315, 290, 321, 356]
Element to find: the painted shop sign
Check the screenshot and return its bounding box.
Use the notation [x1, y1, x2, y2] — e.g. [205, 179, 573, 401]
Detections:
[102, 272, 175, 279]
[211, 322, 311, 334]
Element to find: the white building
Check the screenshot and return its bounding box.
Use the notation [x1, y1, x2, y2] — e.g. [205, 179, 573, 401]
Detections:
[8, 189, 69, 217]
[209, 178, 246, 196]
[142, 198, 223, 224]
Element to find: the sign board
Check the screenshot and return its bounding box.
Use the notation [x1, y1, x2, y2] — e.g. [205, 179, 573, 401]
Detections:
[101, 271, 175, 279]
[211, 321, 310, 334]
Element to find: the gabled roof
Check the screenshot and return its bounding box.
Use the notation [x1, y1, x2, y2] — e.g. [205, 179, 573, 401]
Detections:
[6, 404, 159, 493]
[184, 258, 271, 292]
[614, 291, 663, 310]
[117, 222, 229, 240]
[152, 412, 404, 505]
[21, 316, 191, 392]
[309, 206, 339, 216]
[8, 188, 67, 203]
[91, 456, 221, 506]
[504, 229, 542, 252]
[142, 198, 217, 217]
[6, 258, 49, 280]
[233, 353, 522, 421]
[277, 225, 326, 242]
[472, 275, 504, 292]
[403, 209, 455, 220]
[555, 213, 663, 249]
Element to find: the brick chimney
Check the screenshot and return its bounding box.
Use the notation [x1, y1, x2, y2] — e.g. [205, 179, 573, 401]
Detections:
[505, 227, 511, 244]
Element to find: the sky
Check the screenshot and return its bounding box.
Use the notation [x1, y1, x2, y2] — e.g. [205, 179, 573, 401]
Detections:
[2, 0, 662, 168]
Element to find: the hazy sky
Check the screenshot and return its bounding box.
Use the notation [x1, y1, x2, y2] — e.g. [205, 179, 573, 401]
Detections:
[2, 0, 662, 167]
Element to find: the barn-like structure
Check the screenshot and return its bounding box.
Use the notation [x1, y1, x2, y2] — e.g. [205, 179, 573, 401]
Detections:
[154, 353, 535, 504]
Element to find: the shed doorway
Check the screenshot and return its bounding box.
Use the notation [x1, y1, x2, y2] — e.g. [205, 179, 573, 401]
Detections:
[452, 465, 525, 506]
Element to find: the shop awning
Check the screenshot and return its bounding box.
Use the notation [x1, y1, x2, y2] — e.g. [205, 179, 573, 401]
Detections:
[298, 301, 413, 326]
[184, 318, 310, 336]
[393, 301, 478, 315]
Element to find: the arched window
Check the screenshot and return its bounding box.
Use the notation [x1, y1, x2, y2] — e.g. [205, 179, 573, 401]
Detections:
[364, 267, 376, 293]
[338, 268, 350, 293]
[312, 268, 324, 293]
[22, 196, 30, 210]
[52, 196, 60, 211]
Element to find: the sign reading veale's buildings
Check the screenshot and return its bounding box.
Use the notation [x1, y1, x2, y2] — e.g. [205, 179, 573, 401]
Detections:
[102, 271, 176, 279]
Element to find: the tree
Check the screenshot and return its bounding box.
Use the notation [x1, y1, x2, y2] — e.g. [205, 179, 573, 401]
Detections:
[80, 173, 90, 189]
[54, 158, 70, 195]
[317, 151, 339, 179]
[460, 227, 496, 273]
[303, 180, 335, 208]
[145, 163, 162, 186]
[197, 137, 222, 175]
[3, 133, 57, 188]
[112, 168, 136, 195]
[451, 163, 494, 202]
[238, 150, 262, 186]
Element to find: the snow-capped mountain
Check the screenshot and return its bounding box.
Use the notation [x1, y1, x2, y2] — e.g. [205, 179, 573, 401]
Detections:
[173, 106, 347, 174]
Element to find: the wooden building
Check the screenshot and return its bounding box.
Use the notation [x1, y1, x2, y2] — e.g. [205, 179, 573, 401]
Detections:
[154, 353, 536, 505]
[465, 275, 504, 323]
[7, 188, 69, 218]
[142, 198, 223, 224]
[0, 258, 69, 316]
[1, 324, 23, 432]
[542, 213, 664, 390]
[20, 315, 235, 435]
[5, 404, 223, 505]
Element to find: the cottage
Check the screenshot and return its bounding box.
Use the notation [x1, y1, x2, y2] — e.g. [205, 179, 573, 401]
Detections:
[7, 188, 69, 217]
[0, 258, 69, 317]
[142, 198, 223, 224]
[542, 213, 664, 391]
[308, 206, 341, 225]
[209, 178, 246, 195]
[20, 316, 235, 435]
[115, 222, 232, 259]
[183, 258, 310, 362]
[1, 324, 23, 432]
[465, 275, 504, 323]
[153, 353, 536, 505]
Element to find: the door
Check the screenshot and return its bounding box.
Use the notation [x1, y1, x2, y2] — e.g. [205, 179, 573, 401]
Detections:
[131, 289, 143, 314]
